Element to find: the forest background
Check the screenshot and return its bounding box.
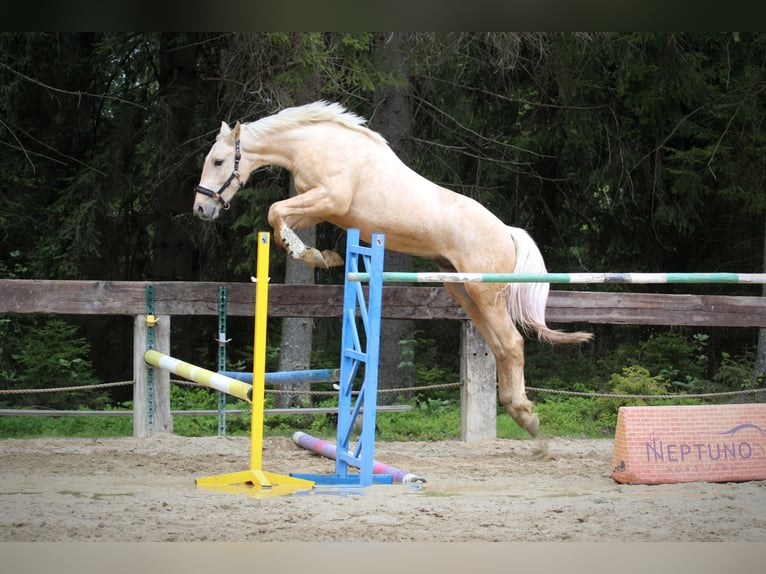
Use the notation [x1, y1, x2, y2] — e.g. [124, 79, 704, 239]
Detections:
[1, 32, 765, 436]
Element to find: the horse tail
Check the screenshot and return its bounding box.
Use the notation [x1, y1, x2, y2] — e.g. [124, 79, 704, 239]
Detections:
[505, 226, 593, 345]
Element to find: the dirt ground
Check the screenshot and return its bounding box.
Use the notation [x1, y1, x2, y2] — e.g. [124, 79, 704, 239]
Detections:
[2, 433, 766, 543]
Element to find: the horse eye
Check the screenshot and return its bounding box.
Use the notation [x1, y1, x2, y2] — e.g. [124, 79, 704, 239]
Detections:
[214, 159, 224, 167]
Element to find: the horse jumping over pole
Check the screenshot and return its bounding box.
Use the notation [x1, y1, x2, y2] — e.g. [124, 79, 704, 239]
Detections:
[193, 100, 592, 437]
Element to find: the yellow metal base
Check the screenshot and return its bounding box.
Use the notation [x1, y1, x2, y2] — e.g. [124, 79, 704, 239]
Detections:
[195, 469, 315, 499]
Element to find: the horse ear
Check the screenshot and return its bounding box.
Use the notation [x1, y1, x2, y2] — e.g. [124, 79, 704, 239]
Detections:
[219, 121, 231, 136]
[232, 121, 241, 140]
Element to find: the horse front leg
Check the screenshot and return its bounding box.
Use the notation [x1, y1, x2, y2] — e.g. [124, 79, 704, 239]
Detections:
[276, 223, 344, 269]
[267, 187, 346, 269]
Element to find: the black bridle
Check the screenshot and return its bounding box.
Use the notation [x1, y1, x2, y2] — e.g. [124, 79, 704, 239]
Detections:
[194, 140, 241, 210]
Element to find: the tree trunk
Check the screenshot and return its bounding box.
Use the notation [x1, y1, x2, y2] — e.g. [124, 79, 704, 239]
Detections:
[154, 33, 201, 358]
[275, 178, 316, 408]
[373, 32, 415, 405]
[274, 83, 322, 409]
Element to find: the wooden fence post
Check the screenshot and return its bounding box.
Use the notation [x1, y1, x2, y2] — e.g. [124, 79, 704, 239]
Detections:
[460, 320, 497, 441]
[133, 314, 172, 437]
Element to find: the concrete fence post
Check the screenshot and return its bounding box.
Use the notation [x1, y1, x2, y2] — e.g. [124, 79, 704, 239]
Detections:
[460, 320, 497, 441]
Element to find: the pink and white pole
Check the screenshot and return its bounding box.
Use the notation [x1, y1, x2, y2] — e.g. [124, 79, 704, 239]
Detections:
[292, 431, 426, 484]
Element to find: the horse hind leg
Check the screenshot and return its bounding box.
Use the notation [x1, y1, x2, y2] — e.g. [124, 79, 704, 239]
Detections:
[491, 323, 538, 437]
[444, 282, 539, 437]
[497, 342, 539, 437]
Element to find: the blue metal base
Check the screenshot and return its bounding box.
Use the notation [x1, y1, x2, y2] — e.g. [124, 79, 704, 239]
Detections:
[290, 473, 393, 486]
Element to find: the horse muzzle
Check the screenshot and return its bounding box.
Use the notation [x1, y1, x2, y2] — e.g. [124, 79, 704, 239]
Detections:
[194, 194, 222, 221]
[194, 203, 216, 221]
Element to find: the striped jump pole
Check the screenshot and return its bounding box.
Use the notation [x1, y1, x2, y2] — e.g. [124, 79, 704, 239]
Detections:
[144, 349, 253, 403]
[292, 432, 425, 484]
[219, 368, 340, 385]
[347, 271, 766, 285]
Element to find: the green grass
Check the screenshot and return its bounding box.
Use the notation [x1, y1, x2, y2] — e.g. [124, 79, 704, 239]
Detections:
[0, 397, 619, 440]
[0, 414, 133, 438]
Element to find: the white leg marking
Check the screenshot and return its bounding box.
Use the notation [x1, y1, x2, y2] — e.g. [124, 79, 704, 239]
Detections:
[281, 225, 306, 259]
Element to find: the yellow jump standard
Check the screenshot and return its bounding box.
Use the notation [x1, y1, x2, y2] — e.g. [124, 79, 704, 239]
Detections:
[144, 232, 314, 497]
[196, 232, 314, 494]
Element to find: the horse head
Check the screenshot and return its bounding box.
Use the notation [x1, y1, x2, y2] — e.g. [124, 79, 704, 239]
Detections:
[194, 121, 247, 220]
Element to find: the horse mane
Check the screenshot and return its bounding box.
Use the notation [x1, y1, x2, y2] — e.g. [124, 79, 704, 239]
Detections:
[244, 101, 387, 145]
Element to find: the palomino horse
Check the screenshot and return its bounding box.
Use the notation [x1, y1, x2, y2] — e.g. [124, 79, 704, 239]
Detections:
[194, 100, 592, 436]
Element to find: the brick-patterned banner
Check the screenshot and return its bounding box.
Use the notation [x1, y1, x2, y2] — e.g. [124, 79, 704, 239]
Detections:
[611, 404, 766, 484]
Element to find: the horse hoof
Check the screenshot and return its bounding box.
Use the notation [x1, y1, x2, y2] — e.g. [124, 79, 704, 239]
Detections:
[304, 249, 329, 268]
[303, 248, 342, 269]
[525, 413, 540, 437]
[321, 250, 344, 267]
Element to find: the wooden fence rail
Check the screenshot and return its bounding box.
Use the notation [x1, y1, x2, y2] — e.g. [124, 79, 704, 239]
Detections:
[3, 279, 766, 327]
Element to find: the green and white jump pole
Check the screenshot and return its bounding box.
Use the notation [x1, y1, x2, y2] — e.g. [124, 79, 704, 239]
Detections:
[347, 271, 766, 285]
